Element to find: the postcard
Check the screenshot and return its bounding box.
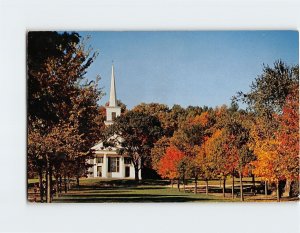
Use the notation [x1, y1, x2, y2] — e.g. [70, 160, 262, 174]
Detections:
[27, 31, 299, 203]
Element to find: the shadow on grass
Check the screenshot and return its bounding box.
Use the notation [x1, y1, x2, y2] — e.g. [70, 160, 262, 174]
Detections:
[80, 179, 170, 187]
[72, 186, 169, 191]
[54, 194, 215, 203]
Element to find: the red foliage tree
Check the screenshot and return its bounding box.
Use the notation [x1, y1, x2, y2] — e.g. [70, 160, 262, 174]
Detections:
[277, 85, 299, 196]
[158, 145, 185, 187]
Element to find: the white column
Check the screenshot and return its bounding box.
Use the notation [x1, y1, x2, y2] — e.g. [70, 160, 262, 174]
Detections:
[119, 156, 124, 178]
[93, 158, 97, 178]
[139, 168, 142, 180]
[139, 159, 142, 180]
[102, 154, 107, 178]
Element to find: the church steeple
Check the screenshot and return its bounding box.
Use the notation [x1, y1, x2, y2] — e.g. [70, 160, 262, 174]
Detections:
[105, 64, 121, 126]
[109, 64, 117, 107]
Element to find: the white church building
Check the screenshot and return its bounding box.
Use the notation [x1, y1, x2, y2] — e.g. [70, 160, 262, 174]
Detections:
[87, 65, 141, 179]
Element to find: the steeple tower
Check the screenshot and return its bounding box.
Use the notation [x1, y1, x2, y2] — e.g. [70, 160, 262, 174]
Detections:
[105, 64, 121, 126]
[109, 65, 117, 107]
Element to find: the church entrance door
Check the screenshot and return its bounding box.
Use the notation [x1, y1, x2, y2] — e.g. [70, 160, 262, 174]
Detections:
[97, 166, 102, 177]
[125, 167, 130, 178]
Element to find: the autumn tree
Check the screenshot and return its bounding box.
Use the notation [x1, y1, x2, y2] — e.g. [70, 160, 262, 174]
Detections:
[27, 31, 81, 123]
[68, 82, 103, 186]
[224, 112, 255, 201]
[196, 143, 213, 195]
[211, 105, 237, 198]
[193, 127, 229, 196]
[236, 60, 299, 200]
[277, 84, 299, 197]
[27, 32, 103, 202]
[157, 145, 185, 190]
[201, 129, 232, 197]
[28, 122, 79, 202]
[150, 136, 171, 171]
[250, 137, 282, 200]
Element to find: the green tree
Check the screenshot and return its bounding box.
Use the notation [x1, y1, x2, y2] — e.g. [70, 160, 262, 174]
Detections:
[133, 103, 172, 136]
[235, 60, 299, 134]
[104, 111, 163, 181]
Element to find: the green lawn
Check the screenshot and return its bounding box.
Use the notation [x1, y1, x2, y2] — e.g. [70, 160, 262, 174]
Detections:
[28, 178, 297, 203]
[49, 178, 270, 203]
[52, 179, 233, 203]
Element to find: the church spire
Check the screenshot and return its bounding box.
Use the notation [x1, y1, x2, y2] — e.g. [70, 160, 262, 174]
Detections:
[105, 64, 121, 126]
[109, 64, 117, 107]
[104, 65, 121, 125]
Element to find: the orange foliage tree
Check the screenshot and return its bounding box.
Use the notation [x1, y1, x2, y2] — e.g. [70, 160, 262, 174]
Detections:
[157, 145, 185, 189]
[196, 130, 223, 195]
[251, 85, 299, 201]
[251, 138, 282, 200]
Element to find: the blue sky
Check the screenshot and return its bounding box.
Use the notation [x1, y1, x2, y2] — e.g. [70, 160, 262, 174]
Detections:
[78, 31, 298, 109]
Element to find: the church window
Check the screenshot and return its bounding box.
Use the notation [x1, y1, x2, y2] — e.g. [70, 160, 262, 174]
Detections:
[108, 157, 120, 172]
[112, 112, 117, 121]
[96, 157, 103, 163]
[124, 157, 131, 164]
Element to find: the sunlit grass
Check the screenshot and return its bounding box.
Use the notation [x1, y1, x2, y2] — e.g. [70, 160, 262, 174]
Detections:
[28, 178, 297, 203]
[49, 178, 262, 203]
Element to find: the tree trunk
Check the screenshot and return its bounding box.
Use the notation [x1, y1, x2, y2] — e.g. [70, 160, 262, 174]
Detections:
[38, 168, 44, 203]
[276, 180, 280, 202]
[252, 174, 255, 188]
[177, 178, 180, 191]
[283, 179, 291, 197]
[171, 179, 174, 188]
[67, 175, 71, 190]
[182, 176, 185, 193]
[231, 173, 235, 199]
[194, 176, 198, 194]
[76, 176, 80, 187]
[55, 175, 59, 198]
[239, 172, 244, 202]
[76, 160, 80, 187]
[222, 177, 226, 198]
[46, 159, 51, 203]
[59, 175, 62, 194]
[205, 179, 208, 195]
[64, 174, 67, 193]
[264, 180, 268, 196]
[45, 168, 48, 202]
[49, 165, 53, 202]
[134, 166, 139, 182]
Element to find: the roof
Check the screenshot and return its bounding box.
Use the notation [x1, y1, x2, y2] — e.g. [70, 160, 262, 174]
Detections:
[91, 134, 123, 152]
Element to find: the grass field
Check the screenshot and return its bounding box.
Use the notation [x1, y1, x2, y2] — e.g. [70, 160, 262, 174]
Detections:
[52, 179, 231, 203]
[27, 178, 298, 203]
[29, 178, 300, 203]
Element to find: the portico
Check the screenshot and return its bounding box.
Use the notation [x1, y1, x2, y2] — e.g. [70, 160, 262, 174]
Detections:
[89, 153, 136, 179]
